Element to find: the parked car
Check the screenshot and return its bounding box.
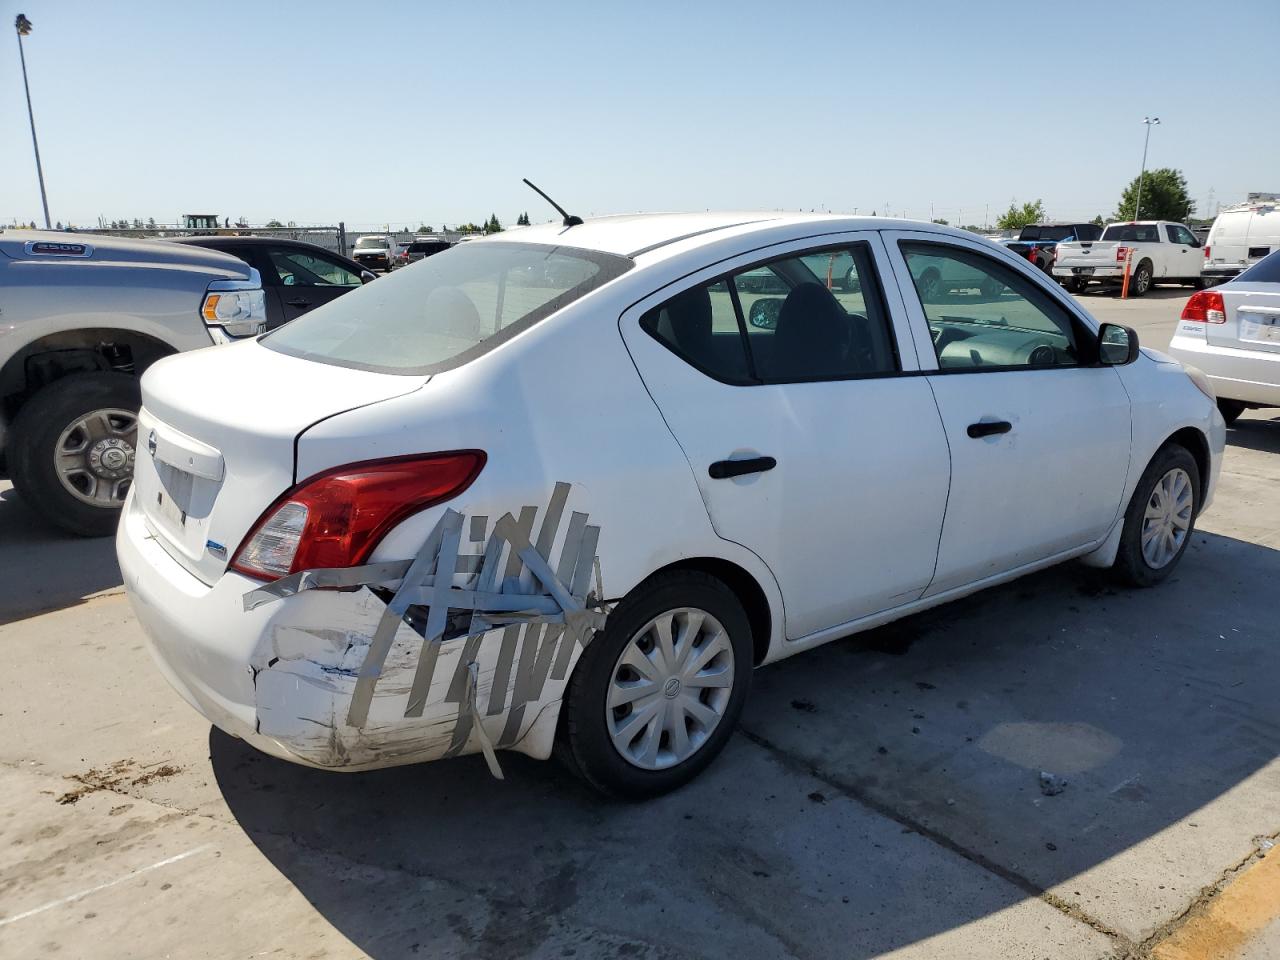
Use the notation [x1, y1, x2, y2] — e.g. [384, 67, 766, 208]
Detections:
[352, 234, 394, 271]
[172, 236, 375, 329]
[1201, 196, 1280, 286]
[1167, 249, 1280, 424]
[118, 214, 1223, 799]
[1001, 223, 1102, 273]
[1053, 221, 1205, 295]
[400, 236, 453, 268]
[0, 230, 266, 535]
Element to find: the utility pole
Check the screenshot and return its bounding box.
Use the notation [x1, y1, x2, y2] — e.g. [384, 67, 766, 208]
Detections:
[15, 14, 51, 229]
[1134, 117, 1160, 221]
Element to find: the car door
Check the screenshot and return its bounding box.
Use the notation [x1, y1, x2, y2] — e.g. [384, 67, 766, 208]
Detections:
[884, 231, 1133, 596]
[1165, 224, 1202, 279]
[620, 233, 951, 640]
[262, 246, 364, 324]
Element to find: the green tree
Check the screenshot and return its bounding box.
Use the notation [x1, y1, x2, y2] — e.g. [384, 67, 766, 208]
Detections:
[1091, 214, 1105, 226]
[485, 213, 503, 233]
[995, 199, 1045, 230]
[416, 224, 433, 233]
[1115, 168, 1193, 221]
[931, 218, 949, 226]
[265, 219, 284, 228]
[516, 211, 530, 226]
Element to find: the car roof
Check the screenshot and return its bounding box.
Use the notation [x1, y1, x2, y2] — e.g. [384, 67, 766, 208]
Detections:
[470, 212, 935, 259]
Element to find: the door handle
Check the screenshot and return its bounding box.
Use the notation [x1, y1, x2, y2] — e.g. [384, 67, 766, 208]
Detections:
[967, 420, 1012, 439]
[287, 298, 311, 307]
[708, 456, 776, 479]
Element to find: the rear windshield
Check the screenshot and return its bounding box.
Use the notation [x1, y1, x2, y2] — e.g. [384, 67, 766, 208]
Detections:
[1237, 250, 1280, 284]
[409, 240, 448, 253]
[355, 237, 385, 248]
[1102, 224, 1161, 242]
[263, 241, 633, 374]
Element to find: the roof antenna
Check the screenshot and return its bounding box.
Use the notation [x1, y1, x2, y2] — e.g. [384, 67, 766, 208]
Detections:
[522, 178, 583, 227]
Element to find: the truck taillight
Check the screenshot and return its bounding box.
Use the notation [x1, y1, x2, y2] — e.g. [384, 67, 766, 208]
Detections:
[231, 451, 486, 579]
[1181, 290, 1226, 324]
[1204, 245, 1210, 260]
[1027, 246, 1038, 263]
[1115, 246, 1129, 264]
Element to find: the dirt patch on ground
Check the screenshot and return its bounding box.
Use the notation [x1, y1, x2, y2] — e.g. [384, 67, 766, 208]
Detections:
[55, 760, 181, 805]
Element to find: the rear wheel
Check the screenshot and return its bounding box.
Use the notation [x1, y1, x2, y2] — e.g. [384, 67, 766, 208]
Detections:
[9, 373, 141, 537]
[1064, 277, 1088, 294]
[560, 571, 753, 799]
[1112, 444, 1200, 587]
[1217, 398, 1246, 425]
[1129, 260, 1153, 297]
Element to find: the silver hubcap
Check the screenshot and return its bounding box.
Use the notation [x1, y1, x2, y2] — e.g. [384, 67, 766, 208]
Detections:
[1141, 467, 1193, 569]
[606, 607, 735, 770]
[54, 408, 138, 507]
[1136, 268, 1151, 293]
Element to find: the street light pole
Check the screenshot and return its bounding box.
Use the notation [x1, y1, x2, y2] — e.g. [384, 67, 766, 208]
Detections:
[15, 14, 51, 230]
[1134, 116, 1160, 221]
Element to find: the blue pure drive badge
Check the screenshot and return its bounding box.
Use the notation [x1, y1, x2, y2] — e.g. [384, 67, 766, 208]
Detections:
[206, 540, 228, 560]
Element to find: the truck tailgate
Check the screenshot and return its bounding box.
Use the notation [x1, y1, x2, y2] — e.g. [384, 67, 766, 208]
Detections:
[1055, 241, 1122, 268]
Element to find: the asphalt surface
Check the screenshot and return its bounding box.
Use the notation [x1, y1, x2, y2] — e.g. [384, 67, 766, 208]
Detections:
[1, 285, 1277, 960]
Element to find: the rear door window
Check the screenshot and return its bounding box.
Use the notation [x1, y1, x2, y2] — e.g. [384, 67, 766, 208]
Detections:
[1237, 250, 1280, 283]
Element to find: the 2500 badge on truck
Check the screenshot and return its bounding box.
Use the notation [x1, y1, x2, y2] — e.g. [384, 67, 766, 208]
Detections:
[0, 231, 267, 536]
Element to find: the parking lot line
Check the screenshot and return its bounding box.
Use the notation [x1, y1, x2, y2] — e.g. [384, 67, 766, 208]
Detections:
[0, 843, 215, 928]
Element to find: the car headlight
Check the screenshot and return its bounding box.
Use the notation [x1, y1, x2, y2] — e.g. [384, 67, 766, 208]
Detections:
[201, 276, 267, 339]
[1182, 363, 1216, 401]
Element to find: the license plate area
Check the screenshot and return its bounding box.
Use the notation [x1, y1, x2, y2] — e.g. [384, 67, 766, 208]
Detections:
[1075, 267, 1095, 276]
[153, 462, 197, 531]
[1240, 312, 1280, 343]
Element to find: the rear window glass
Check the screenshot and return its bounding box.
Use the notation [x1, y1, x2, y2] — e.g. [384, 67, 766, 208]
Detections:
[1102, 224, 1161, 242]
[1237, 250, 1280, 283]
[263, 242, 632, 374]
[355, 237, 385, 248]
[409, 240, 449, 253]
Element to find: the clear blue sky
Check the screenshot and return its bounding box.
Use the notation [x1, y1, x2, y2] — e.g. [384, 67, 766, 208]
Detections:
[3, 0, 1277, 230]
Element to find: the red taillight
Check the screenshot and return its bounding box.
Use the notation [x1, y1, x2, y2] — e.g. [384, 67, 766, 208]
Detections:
[1204, 245, 1210, 260]
[1027, 246, 1038, 263]
[230, 451, 486, 580]
[1181, 290, 1226, 324]
[1116, 245, 1129, 263]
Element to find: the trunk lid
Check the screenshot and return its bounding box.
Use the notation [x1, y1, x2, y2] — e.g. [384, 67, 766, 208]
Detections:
[1211, 282, 1280, 354]
[134, 339, 425, 584]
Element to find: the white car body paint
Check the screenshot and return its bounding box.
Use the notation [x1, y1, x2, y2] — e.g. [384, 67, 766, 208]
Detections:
[118, 214, 1224, 774]
[1166, 276, 1280, 408]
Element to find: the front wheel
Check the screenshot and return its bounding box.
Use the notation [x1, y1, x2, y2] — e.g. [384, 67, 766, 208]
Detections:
[1112, 444, 1201, 587]
[560, 571, 753, 799]
[9, 373, 141, 537]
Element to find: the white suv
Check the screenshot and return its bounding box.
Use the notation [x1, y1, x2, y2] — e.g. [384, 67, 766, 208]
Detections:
[118, 214, 1223, 797]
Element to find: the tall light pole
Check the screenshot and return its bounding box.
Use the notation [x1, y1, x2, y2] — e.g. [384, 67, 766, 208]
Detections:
[1133, 116, 1160, 221]
[15, 13, 51, 230]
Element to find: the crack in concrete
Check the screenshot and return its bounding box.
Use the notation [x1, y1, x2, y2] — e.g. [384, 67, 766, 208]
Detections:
[738, 727, 1134, 954]
[1125, 828, 1280, 960]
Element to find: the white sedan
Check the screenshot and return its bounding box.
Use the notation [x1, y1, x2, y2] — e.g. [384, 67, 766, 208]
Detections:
[118, 213, 1224, 798]
[1168, 250, 1280, 424]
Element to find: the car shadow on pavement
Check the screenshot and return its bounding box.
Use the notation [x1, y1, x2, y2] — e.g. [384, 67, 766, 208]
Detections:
[1227, 411, 1280, 454]
[1074, 287, 1191, 301]
[212, 529, 1280, 959]
[0, 484, 121, 626]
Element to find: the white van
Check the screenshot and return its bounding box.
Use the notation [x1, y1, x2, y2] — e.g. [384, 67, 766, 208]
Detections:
[1203, 194, 1280, 284]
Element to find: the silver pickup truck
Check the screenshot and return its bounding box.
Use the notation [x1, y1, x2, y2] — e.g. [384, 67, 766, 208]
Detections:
[0, 231, 267, 536]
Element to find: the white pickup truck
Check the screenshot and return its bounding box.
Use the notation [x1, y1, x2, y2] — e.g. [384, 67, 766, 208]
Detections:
[1052, 220, 1206, 296]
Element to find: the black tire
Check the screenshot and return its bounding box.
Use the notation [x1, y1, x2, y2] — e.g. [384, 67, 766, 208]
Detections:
[1064, 277, 1088, 294]
[1112, 443, 1201, 587]
[560, 570, 753, 799]
[1217, 398, 1246, 425]
[1129, 260, 1153, 297]
[9, 372, 141, 537]
[979, 277, 1003, 299]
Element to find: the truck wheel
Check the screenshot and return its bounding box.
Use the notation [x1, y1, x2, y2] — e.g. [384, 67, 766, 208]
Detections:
[1130, 261, 1153, 297]
[9, 373, 141, 537]
[1064, 277, 1088, 294]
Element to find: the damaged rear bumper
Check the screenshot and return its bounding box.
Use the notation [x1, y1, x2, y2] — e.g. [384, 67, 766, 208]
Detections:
[116, 482, 605, 773]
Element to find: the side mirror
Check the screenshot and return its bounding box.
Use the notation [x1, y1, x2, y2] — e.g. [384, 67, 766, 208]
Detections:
[360, 270, 377, 284]
[748, 297, 782, 330]
[1099, 323, 1140, 365]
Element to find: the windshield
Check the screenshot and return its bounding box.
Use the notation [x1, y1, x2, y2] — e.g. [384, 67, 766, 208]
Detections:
[355, 237, 386, 249]
[1103, 224, 1160, 242]
[263, 241, 633, 374]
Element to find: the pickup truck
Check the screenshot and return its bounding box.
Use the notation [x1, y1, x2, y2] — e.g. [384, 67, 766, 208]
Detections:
[0, 230, 267, 535]
[1001, 222, 1102, 273]
[1052, 220, 1205, 296]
